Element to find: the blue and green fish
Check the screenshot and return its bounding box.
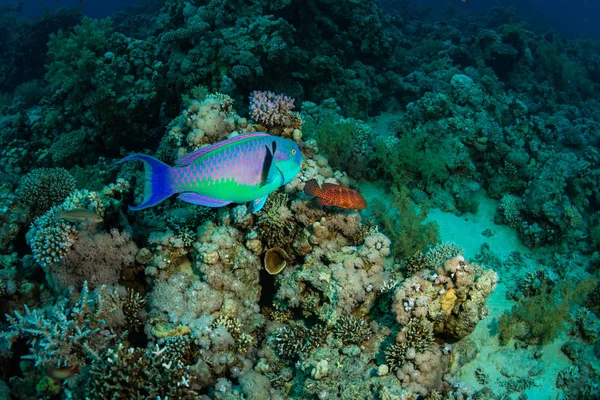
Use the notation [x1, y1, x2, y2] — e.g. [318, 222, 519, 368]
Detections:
[113, 133, 302, 211]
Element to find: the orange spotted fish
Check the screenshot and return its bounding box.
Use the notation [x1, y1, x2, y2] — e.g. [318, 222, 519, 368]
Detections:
[303, 179, 367, 210]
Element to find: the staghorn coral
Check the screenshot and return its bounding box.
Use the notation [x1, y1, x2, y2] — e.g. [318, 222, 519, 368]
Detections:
[499, 194, 522, 228]
[404, 251, 429, 275]
[160, 334, 201, 366]
[0, 282, 117, 368]
[123, 288, 146, 332]
[425, 242, 463, 270]
[518, 269, 555, 298]
[0, 185, 25, 252]
[256, 191, 297, 250]
[82, 343, 200, 399]
[272, 322, 328, 359]
[332, 315, 373, 345]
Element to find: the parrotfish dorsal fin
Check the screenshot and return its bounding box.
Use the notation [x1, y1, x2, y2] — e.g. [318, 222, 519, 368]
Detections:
[174, 133, 271, 165]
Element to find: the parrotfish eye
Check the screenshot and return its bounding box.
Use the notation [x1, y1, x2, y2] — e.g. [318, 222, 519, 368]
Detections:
[292, 149, 297, 154]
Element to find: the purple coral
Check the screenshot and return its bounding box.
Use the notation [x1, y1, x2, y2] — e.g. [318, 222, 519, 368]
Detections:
[249, 90, 295, 127]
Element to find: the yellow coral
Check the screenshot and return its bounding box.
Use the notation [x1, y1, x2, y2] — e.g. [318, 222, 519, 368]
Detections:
[441, 288, 457, 314]
[151, 322, 191, 338]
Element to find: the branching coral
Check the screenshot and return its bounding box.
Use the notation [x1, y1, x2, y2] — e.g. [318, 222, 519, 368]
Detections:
[256, 190, 297, 250]
[272, 323, 328, 359]
[385, 318, 434, 372]
[1, 282, 117, 368]
[249, 90, 297, 128]
[332, 315, 373, 345]
[17, 168, 76, 217]
[27, 210, 78, 268]
[82, 343, 200, 399]
[122, 288, 145, 332]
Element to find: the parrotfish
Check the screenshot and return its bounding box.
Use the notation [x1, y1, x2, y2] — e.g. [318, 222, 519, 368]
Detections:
[303, 179, 367, 210]
[113, 133, 302, 211]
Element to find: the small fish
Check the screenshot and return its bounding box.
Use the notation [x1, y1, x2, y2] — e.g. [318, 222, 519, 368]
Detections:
[54, 208, 103, 223]
[46, 365, 80, 381]
[303, 179, 367, 210]
[112, 133, 302, 212]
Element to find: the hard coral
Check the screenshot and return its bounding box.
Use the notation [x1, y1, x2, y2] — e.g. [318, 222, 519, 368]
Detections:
[393, 255, 498, 339]
[249, 90, 296, 128]
[27, 210, 78, 268]
[257, 191, 296, 250]
[385, 318, 434, 372]
[17, 168, 76, 217]
[332, 315, 373, 345]
[1, 282, 117, 368]
[83, 343, 199, 399]
[272, 323, 327, 359]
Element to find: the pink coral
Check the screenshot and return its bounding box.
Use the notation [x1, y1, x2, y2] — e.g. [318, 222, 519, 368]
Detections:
[249, 90, 295, 127]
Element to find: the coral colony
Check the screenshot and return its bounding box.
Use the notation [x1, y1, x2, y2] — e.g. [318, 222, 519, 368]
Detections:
[0, 0, 599, 399]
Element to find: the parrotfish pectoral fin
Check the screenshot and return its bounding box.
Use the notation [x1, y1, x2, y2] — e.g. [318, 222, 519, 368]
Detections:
[260, 141, 278, 187]
[112, 154, 175, 210]
[252, 195, 269, 212]
[178, 192, 231, 207]
[276, 166, 285, 186]
[261, 141, 283, 188]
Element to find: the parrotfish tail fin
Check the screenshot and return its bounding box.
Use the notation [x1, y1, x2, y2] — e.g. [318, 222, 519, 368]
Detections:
[112, 154, 175, 210]
[303, 179, 322, 197]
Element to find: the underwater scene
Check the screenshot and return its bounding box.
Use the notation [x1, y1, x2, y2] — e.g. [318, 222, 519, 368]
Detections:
[0, 0, 599, 399]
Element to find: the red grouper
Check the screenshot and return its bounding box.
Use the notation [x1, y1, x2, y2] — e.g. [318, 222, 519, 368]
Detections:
[113, 133, 302, 212]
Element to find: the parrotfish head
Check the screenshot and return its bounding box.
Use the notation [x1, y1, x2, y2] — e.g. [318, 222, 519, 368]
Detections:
[273, 137, 303, 184]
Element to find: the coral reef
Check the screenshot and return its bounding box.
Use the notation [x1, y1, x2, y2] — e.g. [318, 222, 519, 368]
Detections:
[1, 1, 599, 398]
